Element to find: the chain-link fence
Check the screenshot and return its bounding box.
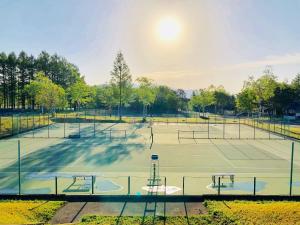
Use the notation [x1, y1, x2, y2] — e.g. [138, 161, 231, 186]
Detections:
[0, 139, 299, 196]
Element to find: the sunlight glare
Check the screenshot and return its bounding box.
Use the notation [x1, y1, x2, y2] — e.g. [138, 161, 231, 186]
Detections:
[157, 17, 181, 42]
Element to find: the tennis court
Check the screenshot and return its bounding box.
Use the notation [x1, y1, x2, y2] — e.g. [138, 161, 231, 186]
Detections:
[0, 121, 300, 196]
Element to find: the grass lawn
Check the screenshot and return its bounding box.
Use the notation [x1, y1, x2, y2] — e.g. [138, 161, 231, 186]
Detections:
[0, 200, 64, 224]
[79, 201, 300, 225]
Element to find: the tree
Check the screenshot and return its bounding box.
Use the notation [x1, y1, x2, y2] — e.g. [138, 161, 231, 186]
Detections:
[176, 89, 188, 112]
[0, 51, 82, 109]
[235, 73, 279, 116]
[0, 52, 8, 108]
[110, 51, 132, 120]
[27, 55, 36, 109]
[0, 91, 3, 108]
[25, 72, 66, 113]
[7, 52, 17, 109]
[135, 77, 156, 118]
[67, 79, 92, 110]
[17, 51, 31, 109]
[270, 83, 295, 115]
[291, 73, 300, 89]
[236, 86, 257, 115]
[291, 73, 300, 105]
[152, 86, 179, 114]
[213, 86, 235, 114]
[253, 73, 278, 115]
[35, 51, 51, 77]
[95, 84, 118, 115]
[189, 88, 215, 116]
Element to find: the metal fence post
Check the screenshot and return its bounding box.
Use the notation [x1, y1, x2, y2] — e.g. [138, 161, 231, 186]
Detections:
[78, 115, 81, 136]
[93, 112, 96, 137]
[17, 115, 20, 135]
[238, 117, 241, 139]
[48, 114, 50, 138]
[64, 114, 66, 138]
[18, 140, 21, 195]
[268, 118, 271, 140]
[253, 177, 256, 196]
[32, 115, 35, 138]
[164, 177, 167, 195]
[92, 176, 95, 194]
[290, 142, 295, 196]
[284, 122, 286, 139]
[218, 177, 221, 195]
[183, 176, 185, 195]
[223, 118, 225, 139]
[11, 114, 14, 136]
[253, 119, 256, 139]
[55, 176, 58, 195]
[208, 119, 210, 139]
[128, 176, 131, 195]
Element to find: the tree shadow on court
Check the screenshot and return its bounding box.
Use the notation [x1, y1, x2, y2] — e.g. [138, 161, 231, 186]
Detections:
[0, 125, 148, 192]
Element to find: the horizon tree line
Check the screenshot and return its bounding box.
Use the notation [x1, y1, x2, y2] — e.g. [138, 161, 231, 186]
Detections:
[0, 51, 81, 109]
[1, 50, 300, 117]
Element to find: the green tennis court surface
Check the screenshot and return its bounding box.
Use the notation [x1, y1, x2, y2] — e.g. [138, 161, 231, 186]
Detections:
[0, 122, 300, 196]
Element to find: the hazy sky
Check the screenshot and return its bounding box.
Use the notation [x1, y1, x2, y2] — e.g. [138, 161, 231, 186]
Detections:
[1, 0, 300, 93]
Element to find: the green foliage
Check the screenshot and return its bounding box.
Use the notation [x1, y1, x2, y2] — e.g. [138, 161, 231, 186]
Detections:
[80, 215, 214, 225]
[94, 85, 118, 112]
[1, 49, 300, 117]
[135, 77, 156, 117]
[110, 51, 132, 119]
[135, 77, 156, 106]
[253, 74, 278, 104]
[0, 200, 64, 224]
[236, 73, 280, 115]
[0, 50, 82, 109]
[190, 87, 215, 113]
[176, 89, 189, 111]
[213, 86, 235, 113]
[152, 86, 180, 113]
[79, 201, 300, 225]
[291, 73, 300, 105]
[206, 200, 300, 225]
[67, 79, 92, 110]
[236, 86, 257, 113]
[25, 72, 66, 112]
[271, 83, 296, 115]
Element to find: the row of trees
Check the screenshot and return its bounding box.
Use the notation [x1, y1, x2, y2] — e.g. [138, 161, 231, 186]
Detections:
[190, 67, 300, 117]
[189, 85, 235, 116]
[236, 69, 300, 116]
[0, 51, 82, 109]
[1, 50, 299, 117]
[21, 52, 189, 118]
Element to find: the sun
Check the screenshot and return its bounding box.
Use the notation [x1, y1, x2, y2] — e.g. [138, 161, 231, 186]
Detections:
[156, 17, 181, 42]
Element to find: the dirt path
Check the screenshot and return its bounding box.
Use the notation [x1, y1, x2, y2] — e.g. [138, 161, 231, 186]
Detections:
[50, 202, 88, 224]
[50, 201, 207, 224]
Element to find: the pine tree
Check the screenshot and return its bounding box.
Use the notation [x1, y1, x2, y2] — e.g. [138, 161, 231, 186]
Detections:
[0, 52, 8, 108]
[110, 51, 132, 120]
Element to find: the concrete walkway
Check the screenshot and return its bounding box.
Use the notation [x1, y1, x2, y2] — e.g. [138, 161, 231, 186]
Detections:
[50, 201, 207, 224]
